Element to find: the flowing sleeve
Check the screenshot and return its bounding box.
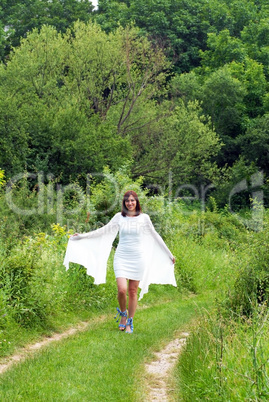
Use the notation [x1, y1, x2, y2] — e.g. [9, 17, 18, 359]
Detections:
[139, 214, 177, 300]
[63, 213, 120, 284]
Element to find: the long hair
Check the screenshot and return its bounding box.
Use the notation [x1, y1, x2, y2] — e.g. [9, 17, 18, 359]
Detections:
[121, 190, 142, 217]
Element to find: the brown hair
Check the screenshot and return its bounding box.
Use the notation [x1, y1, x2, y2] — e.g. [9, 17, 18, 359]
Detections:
[121, 190, 142, 217]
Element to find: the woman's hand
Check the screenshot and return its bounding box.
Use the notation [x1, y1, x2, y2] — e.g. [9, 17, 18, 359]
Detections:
[171, 256, 175, 264]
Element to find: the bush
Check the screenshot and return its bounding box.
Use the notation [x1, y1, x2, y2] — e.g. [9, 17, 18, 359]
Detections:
[0, 247, 50, 327]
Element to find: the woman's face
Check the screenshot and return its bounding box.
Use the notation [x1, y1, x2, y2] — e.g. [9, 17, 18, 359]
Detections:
[125, 195, 137, 213]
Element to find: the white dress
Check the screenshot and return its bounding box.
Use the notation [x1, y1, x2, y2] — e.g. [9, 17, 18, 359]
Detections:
[63, 212, 176, 299]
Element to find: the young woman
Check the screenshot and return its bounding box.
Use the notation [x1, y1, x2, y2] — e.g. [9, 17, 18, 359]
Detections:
[64, 191, 176, 333]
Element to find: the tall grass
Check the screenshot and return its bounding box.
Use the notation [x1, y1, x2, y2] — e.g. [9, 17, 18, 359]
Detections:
[177, 303, 269, 400]
[175, 211, 269, 401]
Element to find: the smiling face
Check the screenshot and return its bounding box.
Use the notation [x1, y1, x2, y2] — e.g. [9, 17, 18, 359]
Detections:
[125, 195, 137, 214]
[121, 190, 141, 216]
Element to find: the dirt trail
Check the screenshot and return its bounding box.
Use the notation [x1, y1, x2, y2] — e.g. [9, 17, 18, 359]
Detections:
[0, 310, 189, 401]
[0, 305, 150, 376]
[0, 318, 105, 375]
[145, 332, 189, 401]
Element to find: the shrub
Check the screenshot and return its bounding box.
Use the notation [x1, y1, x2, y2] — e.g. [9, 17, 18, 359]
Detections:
[0, 252, 49, 327]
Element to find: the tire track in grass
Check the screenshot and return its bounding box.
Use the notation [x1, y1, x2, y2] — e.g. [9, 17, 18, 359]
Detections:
[0, 317, 107, 375]
[0, 304, 151, 376]
[145, 333, 189, 401]
[0, 295, 213, 401]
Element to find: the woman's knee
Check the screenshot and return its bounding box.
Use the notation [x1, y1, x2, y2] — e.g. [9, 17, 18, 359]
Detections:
[128, 280, 139, 298]
[128, 286, 138, 299]
[117, 278, 127, 297]
[118, 287, 127, 297]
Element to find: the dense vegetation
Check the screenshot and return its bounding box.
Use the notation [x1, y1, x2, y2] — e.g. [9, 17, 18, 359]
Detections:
[0, 0, 269, 399]
[1, 0, 269, 204]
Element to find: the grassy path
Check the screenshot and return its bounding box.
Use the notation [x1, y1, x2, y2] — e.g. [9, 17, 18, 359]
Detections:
[0, 321, 93, 375]
[0, 293, 214, 401]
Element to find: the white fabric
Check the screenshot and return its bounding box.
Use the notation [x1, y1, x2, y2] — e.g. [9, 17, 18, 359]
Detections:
[114, 214, 146, 280]
[63, 212, 176, 300]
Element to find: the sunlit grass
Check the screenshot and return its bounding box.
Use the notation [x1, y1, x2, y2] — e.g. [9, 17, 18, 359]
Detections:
[0, 295, 211, 401]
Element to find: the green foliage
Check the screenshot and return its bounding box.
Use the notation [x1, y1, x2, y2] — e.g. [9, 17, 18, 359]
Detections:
[0, 23, 5, 60]
[212, 157, 259, 209]
[2, 0, 269, 194]
[0, 22, 170, 182]
[131, 100, 221, 185]
[171, 70, 203, 103]
[0, 169, 5, 187]
[201, 65, 246, 142]
[0, 96, 29, 176]
[167, 206, 247, 294]
[0, 241, 49, 327]
[166, 101, 221, 185]
[227, 215, 269, 316]
[172, 60, 266, 170]
[96, 0, 262, 73]
[200, 29, 247, 69]
[239, 114, 269, 176]
[177, 305, 269, 400]
[175, 209, 269, 400]
[96, 0, 211, 73]
[1, 172, 57, 235]
[65, 265, 100, 309]
[241, 17, 269, 77]
[229, 58, 267, 118]
[87, 165, 146, 223]
[0, 0, 94, 58]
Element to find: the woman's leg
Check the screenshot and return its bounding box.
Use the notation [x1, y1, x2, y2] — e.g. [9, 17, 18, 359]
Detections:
[116, 277, 128, 327]
[127, 279, 140, 321]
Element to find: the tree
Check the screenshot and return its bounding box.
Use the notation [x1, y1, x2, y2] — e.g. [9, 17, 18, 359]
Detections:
[241, 18, 269, 77]
[0, 22, 170, 181]
[229, 58, 267, 118]
[223, 0, 258, 37]
[96, 0, 211, 73]
[64, 22, 170, 135]
[200, 30, 247, 69]
[131, 101, 221, 186]
[0, 23, 5, 60]
[239, 114, 269, 175]
[0, 95, 29, 176]
[200, 66, 246, 166]
[0, 0, 94, 59]
[95, 0, 265, 73]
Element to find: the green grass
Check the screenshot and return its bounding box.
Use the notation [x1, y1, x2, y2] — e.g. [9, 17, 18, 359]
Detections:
[0, 293, 212, 401]
[175, 304, 269, 401]
[173, 236, 235, 294]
